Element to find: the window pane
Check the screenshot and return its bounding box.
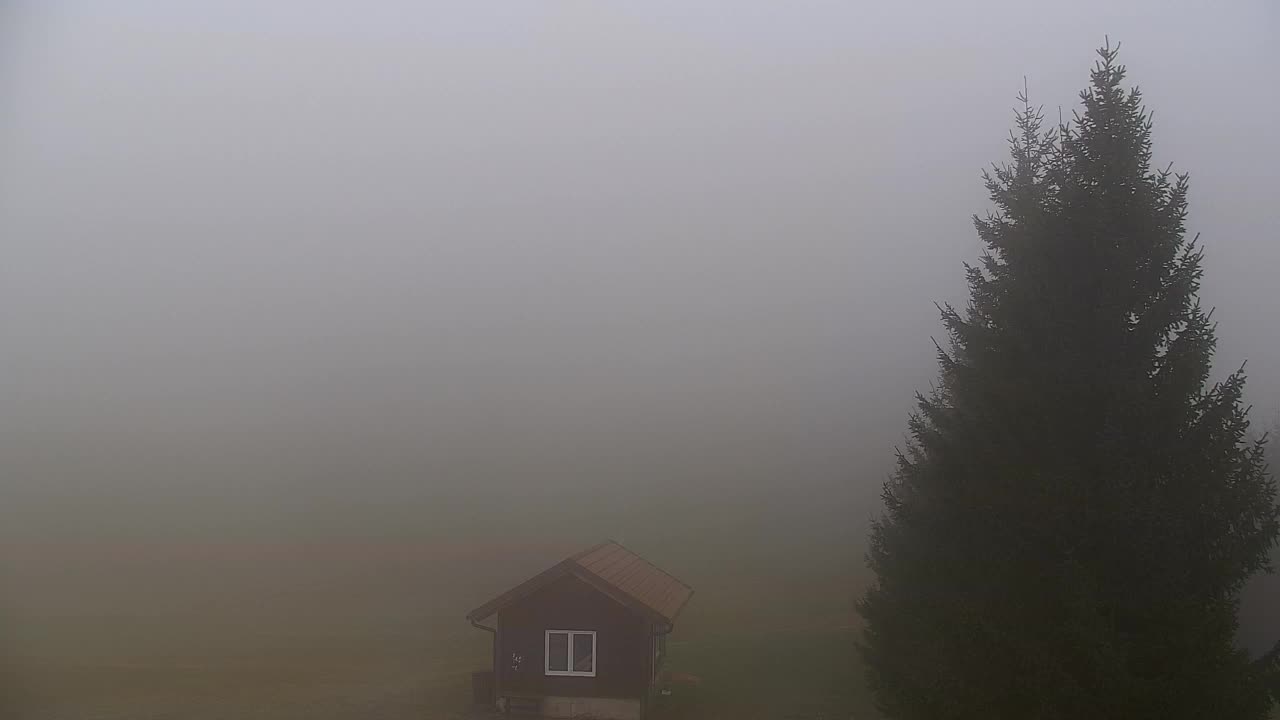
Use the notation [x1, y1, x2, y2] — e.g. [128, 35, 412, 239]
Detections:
[547, 632, 569, 672]
[573, 633, 594, 673]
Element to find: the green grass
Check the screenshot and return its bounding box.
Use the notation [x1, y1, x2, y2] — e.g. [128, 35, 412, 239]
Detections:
[5, 487, 1277, 720]
[0, 494, 875, 720]
[652, 627, 878, 720]
[5, 526, 1277, 720]
[3, 537, 876, 719]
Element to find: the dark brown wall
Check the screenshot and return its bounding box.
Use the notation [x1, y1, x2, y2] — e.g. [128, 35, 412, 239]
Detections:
[496, 575, 650, 699]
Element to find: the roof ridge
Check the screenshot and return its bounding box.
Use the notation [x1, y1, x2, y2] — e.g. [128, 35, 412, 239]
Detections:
[470, 539, 693, 624]
[598, 538, 694, 591]
[569, 539, 616, 561]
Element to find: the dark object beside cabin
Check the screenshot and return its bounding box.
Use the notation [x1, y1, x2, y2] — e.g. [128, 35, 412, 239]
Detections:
[471, 670, 494, 706]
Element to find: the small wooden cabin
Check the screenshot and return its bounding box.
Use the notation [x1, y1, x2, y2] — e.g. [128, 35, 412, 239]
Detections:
[467, 540, 694, 720]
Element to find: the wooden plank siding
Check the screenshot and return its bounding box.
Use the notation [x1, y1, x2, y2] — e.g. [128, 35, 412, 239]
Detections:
[496, 574, 653, 700]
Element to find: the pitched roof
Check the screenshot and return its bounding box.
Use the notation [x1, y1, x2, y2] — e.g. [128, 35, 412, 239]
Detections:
[466, 540, 694, 626]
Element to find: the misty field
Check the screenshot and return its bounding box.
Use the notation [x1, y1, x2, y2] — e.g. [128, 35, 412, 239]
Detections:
[1, 493, 878, 719]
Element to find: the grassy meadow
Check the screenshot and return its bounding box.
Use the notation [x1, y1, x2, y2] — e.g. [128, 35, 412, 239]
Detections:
[0, 488, 881, 719]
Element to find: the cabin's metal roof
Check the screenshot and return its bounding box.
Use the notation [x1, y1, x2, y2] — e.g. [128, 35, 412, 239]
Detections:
[466, 540, 694, 625]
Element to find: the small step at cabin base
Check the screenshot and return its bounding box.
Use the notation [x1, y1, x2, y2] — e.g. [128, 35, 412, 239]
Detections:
[499, 695, 641, 720]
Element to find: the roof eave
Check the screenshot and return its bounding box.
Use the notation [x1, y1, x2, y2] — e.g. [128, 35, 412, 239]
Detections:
[465, 560, 574, 622]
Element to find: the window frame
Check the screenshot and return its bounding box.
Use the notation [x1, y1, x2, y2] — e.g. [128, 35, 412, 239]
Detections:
[544, 629, 597, 677]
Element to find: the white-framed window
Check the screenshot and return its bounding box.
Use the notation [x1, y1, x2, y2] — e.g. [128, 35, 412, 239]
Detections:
[544, 630, 596, 677]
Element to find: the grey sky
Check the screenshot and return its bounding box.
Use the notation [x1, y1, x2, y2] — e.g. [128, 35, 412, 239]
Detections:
[2, 1, 1278, 539]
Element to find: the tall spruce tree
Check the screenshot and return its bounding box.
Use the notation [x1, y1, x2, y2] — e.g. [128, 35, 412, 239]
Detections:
[859, 44, 1280, 720]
